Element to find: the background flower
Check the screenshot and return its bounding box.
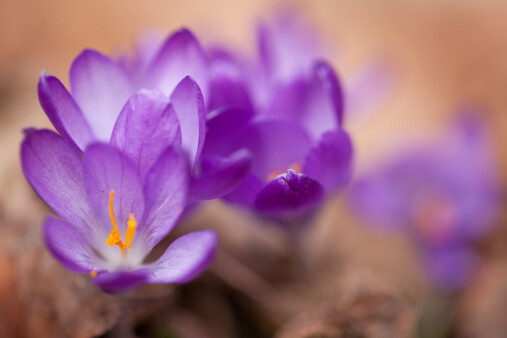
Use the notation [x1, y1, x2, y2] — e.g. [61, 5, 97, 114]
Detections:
[202, 14, 353, 227]
[349, 112, 500, 289]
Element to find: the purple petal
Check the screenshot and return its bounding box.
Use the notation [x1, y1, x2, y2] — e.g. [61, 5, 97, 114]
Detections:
[170, 77, 206, 169]
[38, 73, 95, 151]
[348, 174, 410, 232]
[223, 173, 265, 207]
[208, 46, 238, 63]
[70, 49, 135, 141]
[422, 248, 480, 290]
[189, 149, 252, 202]
[267, 62, 343, 141]
[93, 268, 151, 294]
[304, 129, 353, 193]
[117, 30, 165, 86]
[145, 29, 209, 99]
[298, 61, 343, 140]
[254, 170, 324, 218]
[148, 230, 218, 284]
[43, 216, 98, 274]
[208, 59, 253, 113]
[447, 112, 499, 239]
[110, 89, 181, 179]
[202, 107, 253, 158]
[141, 147, 189, 249]
[83, 143, 144, 234]
[240, 118, 312, 181]
[257, 12, 320, 82]
[21, 129, 95, 233]
[266, 78, 307, 119]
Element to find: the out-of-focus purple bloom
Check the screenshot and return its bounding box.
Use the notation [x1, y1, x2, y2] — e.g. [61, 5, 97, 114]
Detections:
[349, 113, 499, 289]
[201, 14, 354, 227]
[252, 11, 395, 122]
[38, 28, 250, 202]
[21, 129, 218, 293]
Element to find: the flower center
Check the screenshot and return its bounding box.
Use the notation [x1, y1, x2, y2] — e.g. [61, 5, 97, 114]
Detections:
[412, 190, 457, 246]
[267, 163, 302, 182]
[105, 190, 137, 256]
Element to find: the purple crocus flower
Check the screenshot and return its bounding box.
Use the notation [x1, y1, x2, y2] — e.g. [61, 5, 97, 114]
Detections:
[38, 28, 250, 203]
[201, 14, 353, 227]
[251, 10, 394, 122]
[349, 113, 499, 289]
[21, 128, 218, 293]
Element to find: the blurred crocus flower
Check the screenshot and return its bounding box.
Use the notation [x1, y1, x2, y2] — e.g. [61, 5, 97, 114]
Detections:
[349, 113, 499, 289]
[21, 129, 218, 293]
[38, 29, 250, 203]
[251, 10, 394, 122]
[201, 13, 353, 227]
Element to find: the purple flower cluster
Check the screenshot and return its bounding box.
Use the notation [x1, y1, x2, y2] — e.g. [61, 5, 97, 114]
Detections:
[203, 16, 353, 227]
[349, 113, 499, 289]
[37, 30, 251, 204]
[21, 14, 353, 292]
[21, 9, 497, 294]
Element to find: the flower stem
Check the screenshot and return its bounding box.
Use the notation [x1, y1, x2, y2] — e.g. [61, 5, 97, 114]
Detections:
[209, 247, 295, 325]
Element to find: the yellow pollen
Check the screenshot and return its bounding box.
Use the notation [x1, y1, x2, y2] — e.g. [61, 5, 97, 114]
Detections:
[105, 190, 137, 256]
[267, 163, 302, 182]
[89, 270, 97, 278]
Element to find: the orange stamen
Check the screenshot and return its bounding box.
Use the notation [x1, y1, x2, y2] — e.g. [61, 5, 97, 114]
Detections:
[267, 163, 302, 181]
[109, 191, 120, 231]
[105, 190, 137, 256]
[123, 214, 137, 250]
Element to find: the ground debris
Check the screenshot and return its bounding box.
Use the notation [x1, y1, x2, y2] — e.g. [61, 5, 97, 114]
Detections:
[276, 289, 415, 338]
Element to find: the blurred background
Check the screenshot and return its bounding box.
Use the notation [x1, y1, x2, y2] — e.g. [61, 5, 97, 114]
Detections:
[0, 0, 506, 337]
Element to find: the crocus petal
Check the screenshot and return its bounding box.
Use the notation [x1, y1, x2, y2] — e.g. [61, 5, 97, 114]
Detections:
[118, 30, 165, 86]
[141, 147, 189, 249]
[170, 77, 206, 169]
[38, 73, 95, 151]
[299, 61, 343, 140]
[304, 129, 353, 193]
[240, 118, 312, 181]
[254, 170, 324, 218]
[110, 89, 181, 179]
[348, 175, 409, 232]
[266, 78, 307, 119]
[145, 29, 209, 99]
[208, 59, 253, 113]
[148, 230, 218, 284]
[223, 173, 265, 207]
[70, 49, 135, 141]
[43, 216, 98, 274]
[422, 248, 480, 290]
[445, 112, 499, 240]
[189, 149, 252, 202]
[202, 107, 253, 158]
[257, 12, 320, 82]
[21, 129, 95, 233]
[93, 269, 151, 294]
[208, 46, 238, 63]
[83, 143, 144, 234]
